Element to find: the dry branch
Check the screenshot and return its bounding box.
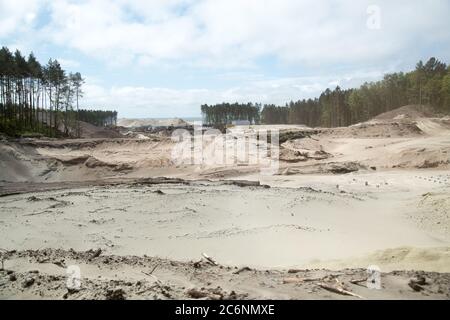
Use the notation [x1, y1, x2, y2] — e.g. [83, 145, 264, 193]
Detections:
[317, 282, 364, 299]
[349, 278, 367, 285]
[282, 277, 322, 284]
[202, 253, 218, 266]
[233, 266, 252, 274]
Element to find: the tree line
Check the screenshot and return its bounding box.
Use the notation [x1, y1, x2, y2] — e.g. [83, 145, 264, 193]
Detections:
[261, 57, 450, 127]
[77, 109, 118, 127]
[201, 103, 261, 126]
[198, 58, 449, 128]
[0, 46, 117, 137]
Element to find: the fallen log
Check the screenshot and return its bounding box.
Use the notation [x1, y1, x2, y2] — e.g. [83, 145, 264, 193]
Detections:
[317, 282, 364, 299]
[349, 278, 367, 285]
[282, 277, 322, 284]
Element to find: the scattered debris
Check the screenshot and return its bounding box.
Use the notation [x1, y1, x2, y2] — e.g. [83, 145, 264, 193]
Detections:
[186, 288, 209, 299]
[186, 286, 243, 300]
[53, 259, 66, 268]
[0, 248, 448, 299]
[91, 248, 102, 258]
[233, 266, 252, 274]
[142, 264, 158, 276]
[22, 277, 35, 288]
[283, 277, 322, 284]
[202, 253, 218, 266]
[349, 278, 367, 286]
[317, 282, 364, 299]
[287, 269, 302, 274]
[408, 276, 427, 292]
[105, 287, 126, 300]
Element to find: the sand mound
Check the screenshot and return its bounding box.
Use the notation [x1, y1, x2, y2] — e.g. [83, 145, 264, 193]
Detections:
[391, 147, 450, 169]
[374, 105, 438, 120]
[280, 137, 330, 162]
[308, 247, 450, 273]
[317, 105, 450, 139]
[321, 121, 424, 138]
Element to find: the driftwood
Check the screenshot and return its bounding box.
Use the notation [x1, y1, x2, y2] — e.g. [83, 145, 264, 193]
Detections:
[53, 260, 66, 268]
[91, 248, 102, 258]
[282, 277, 322, 284]
[141, 270, 163, 288]
[317, 282, 364, 299]
[282, 273, 343, 284]
[144, 264, 159, 275]
[281, 272, 364, 299]
[233, 266, 252, 274]
[202, 253, 218, 266]
[287, 269, 302, 274]
[349, 278, 367, 285]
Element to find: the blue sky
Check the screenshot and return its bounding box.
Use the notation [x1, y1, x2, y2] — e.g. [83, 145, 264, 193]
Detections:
[1, 0, 450, 118]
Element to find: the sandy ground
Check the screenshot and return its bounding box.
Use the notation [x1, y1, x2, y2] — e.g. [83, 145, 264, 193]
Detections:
[1, 248, 449, 300]
[1, 175, 449, 271]
[1, 107, 450, 299]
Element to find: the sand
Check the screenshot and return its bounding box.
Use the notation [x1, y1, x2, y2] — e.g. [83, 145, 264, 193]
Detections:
[1, 248, 449, 300]
[1, 106, 450, 299]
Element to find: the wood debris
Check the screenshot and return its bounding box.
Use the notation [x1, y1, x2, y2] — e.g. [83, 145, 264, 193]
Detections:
[233, 266, 252, 274]
[202, 253, 218, 266]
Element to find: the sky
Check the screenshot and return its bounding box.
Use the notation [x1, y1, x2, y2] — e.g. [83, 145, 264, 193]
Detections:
[1, 0, 450, 118]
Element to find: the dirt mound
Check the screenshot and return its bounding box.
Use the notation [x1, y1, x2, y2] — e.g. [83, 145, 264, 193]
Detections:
[374, 105, 438, 121]
[321, 121, 424, 138]
[0, 143, 49, 182]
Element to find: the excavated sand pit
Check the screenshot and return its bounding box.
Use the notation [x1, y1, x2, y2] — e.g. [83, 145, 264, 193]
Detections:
[1, 109, 450, 299]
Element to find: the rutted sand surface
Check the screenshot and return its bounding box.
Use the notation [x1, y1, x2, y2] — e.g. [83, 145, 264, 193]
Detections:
[1, 171, 449, 271]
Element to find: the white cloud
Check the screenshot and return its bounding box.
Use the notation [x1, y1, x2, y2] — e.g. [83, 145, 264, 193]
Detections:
[57, 58, 80, 70]
[2, 0, 450, 117]
[32, 0, 450, 68]
[81, 69, 384, 118]
[0, 0, 42, 37]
